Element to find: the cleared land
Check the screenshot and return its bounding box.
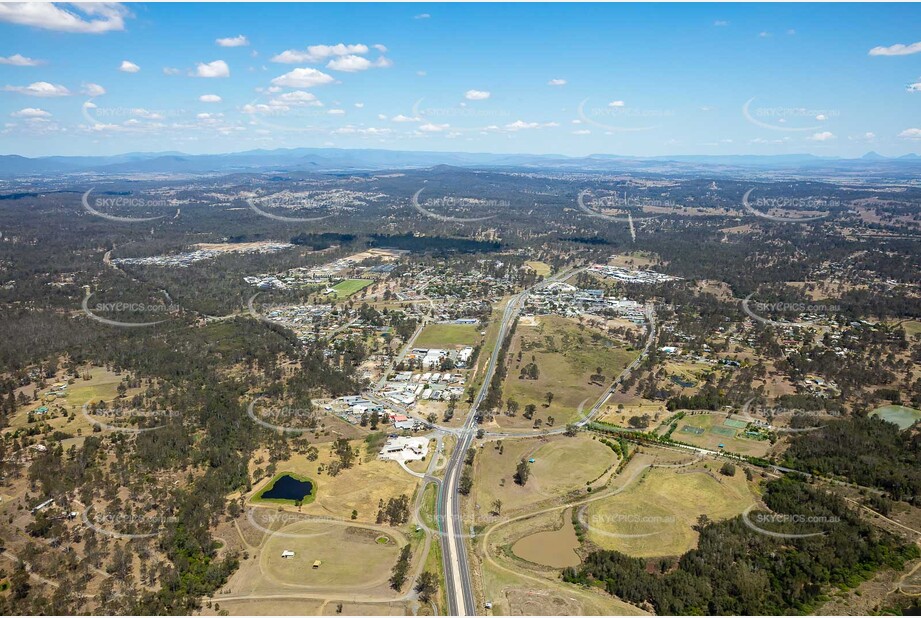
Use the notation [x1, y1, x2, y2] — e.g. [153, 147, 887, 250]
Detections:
[512, 508, 581, 568]
[500, 315, 637, 429]
[472, 434, 617, 516]
[583, 461, 756, 557]
[414, 323, 480, 348]
[524, 260, 552, 277]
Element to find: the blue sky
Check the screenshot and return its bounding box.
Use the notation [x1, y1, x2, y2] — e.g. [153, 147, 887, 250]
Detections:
[0, 2, 919, 158]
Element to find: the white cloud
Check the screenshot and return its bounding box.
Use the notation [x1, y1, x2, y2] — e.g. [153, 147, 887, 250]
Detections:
[327, 109, 345, 115]
[808, 131, 835, 141]
[274, 90, 322, 106]
[119, 60, 140, 73]
[332, 126, 391, 136]
[354, 102, 364, 108]
[391, 114, 421, 122]
[199, 94, 222, 103]
[547, 78, 567, 86]
[898, 128, 921, 139]
[270, 67, 335, 88]
[373, 44, 387, 53]
[864, 132, 876, 139]
[419, 122, 449, 132]
[869, 41, 921, 57]
[271, 43, 370, 64]
[414, 13, 431, 19]
[0, 3, 128, 34]
[714, 20, 729, 26]
[759, 31, 771, 38]
[216, 35, 249, 47]
[907, 81, 921, 93]
[465, 89, 490, 100]
[193, 60, 230, 78]
[608, 100, 625, 107]
[787, 29, 796, 36]
[163, 67, 180, 75]
[417, 70, 427, 77]
[11, 107, 51, 118]
[81, 82, 106, 96]
[326, 54, 392, 72]
[573, 129, 591, 135]
[3, 81, 71, 97]
[0, 53, 44, 66]
[815, 114, 827, 121]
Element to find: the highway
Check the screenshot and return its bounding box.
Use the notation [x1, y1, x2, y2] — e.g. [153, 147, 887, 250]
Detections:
[437, 268, 580, 617]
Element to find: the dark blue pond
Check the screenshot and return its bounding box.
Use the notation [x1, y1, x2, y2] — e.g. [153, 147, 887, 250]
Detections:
[261, 474, 314, 501]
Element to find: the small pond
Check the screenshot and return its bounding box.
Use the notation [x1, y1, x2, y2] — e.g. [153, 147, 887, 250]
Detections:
[260, 474, 314, 502]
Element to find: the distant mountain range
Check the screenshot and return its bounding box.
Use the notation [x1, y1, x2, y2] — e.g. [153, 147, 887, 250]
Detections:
[1, 147, 919, 178]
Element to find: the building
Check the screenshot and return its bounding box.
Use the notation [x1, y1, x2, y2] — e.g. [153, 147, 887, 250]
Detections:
[379, 436, 429, 461]
[281, 550, 295, 558]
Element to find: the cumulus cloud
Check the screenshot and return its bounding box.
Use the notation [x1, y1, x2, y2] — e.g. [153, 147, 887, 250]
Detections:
[11, 107, 51, 118]
[869, 41, 921, 56]
[503, 120, 558, 131]
[81, 82, 106, 96]
[162, 67, 180, 75]
[414, 13, 431, 19]
[608, 100, 625, 107]
[714, 20, 729, 26]
[327, 109, 345, 115]
[270, 68, 335, 89]
[119, 60, 140, 73]
[573, 129, 591, 135]
[327, 54, 392, 72]
[199, 94, 222, 103]
[898, 128, 921, 139]
[216, 35, 249, 47]
[419, 122, 449, 132]
[3, 81, 71, 97]
[907, 80, 921, 93]
[0, 53, 44, 66]
[271, 43, 370, 64]
[815, 114, 827, 121]
[547, 78, 566, 86]
[193, 60, 230, 78]
[0, 2, 129, 34]
[391, 114, 421, 122]
[465, 89, 490, 100]
[274, 90, 322, 106]
[808, 131, 835, 141]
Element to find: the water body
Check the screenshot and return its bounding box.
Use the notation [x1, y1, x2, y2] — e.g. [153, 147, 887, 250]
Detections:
[261, 474, 314, 501]
[870, 405, 921, 431]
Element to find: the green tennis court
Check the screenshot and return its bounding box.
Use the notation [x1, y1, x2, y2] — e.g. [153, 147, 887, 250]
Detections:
[710, 426, 737, 437]
[723, 418, 748, 429]
[681, 425, 705, 435]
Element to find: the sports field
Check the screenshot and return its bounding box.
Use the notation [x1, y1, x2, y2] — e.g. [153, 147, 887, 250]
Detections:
[675, 413, 771, 457]
[329, 278, 373, 298]
[414, 323, 480, 348]
[525, 260, 552, 277]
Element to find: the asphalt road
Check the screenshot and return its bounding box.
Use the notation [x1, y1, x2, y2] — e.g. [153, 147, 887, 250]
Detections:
[438, 268, 581, 617]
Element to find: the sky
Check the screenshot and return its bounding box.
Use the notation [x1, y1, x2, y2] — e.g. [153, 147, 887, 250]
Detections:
[0, 2, 919, 158]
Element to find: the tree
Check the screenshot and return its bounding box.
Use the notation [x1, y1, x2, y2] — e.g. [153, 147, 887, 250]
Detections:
[564, 423, 579, 437]
[415, 571, 439, 602]
[515, 458, 530, 486]
[459, 469, 473, 495]
[719, 462, 736, 477]
[545, 391, 555, 406]
[524, 404, 536, 420]
[492, 498, 502, 516]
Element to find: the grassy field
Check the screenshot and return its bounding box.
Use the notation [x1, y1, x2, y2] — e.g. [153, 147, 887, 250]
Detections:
[414, 323, 481, 348]
[525, 260, 552, 277]
[252, 472, 316, 505]
[247, 438, 420, 524]
[870, 404, 921, 430]
[472, 433, 617, 516]
[329, 278, 373, 298]
[500, 315, 637, 428]
[674, 412, 772, 457]
[584, 461, 756, 557]
[260, 522, 400, 587]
